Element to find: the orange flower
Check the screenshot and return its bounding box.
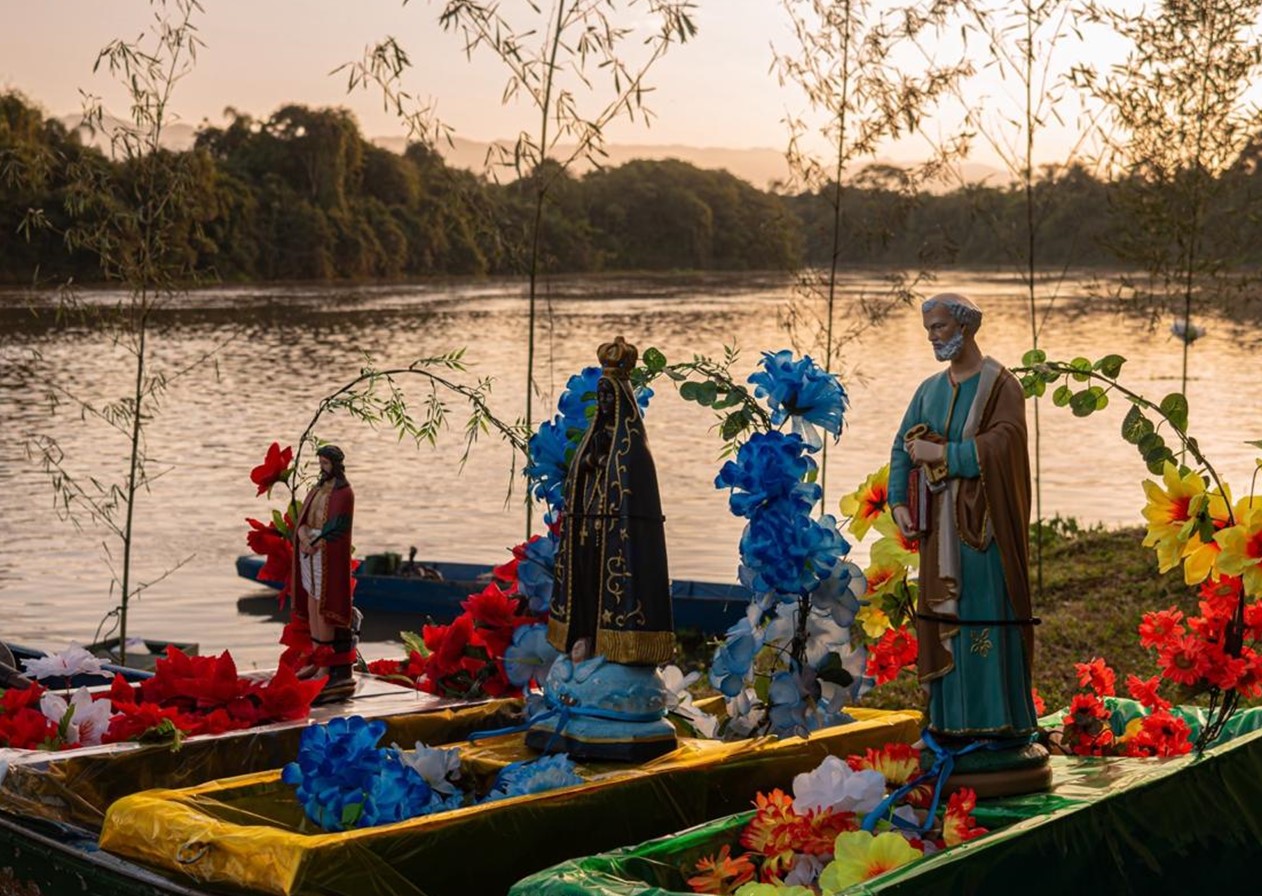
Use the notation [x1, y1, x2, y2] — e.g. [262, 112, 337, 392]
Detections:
[1138, 608, 1185, 650]
[1031, 687, 1046, 715]
[942, 787, 989, 847]
[1158, 635, 1207, 687]
[871, 513, 920, 571]
[847, 742, 931, 807]
[686, 845, 755, 895]
[739, 789, 804, 876]
[1124, 674, 1170, 711]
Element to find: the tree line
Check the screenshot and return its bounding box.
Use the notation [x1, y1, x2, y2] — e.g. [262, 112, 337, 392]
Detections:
[4, 91, 1262, 285]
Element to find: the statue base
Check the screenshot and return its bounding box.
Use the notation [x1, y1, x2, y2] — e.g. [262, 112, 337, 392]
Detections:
[526, 656, 678, 763]
[928, 739, 1053, 799]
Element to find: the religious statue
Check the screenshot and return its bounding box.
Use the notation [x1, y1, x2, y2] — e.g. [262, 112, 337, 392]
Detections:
[888, 293, 1050, 796]
[528, 336, 678, 761]
[291, 444, 357, 702]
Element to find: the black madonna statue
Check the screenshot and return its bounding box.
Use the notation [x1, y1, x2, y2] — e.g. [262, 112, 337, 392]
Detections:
[527, 336, 679, 761]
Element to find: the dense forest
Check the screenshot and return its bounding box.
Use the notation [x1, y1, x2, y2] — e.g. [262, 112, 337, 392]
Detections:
[3, 90, 1262, 285]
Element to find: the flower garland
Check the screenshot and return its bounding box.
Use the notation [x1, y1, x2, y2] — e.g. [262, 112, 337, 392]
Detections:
[685, 743, 987, 894]
[281, 715, 583, 831]
[702, 350, 863, 739]
[0, 646, 326, 751]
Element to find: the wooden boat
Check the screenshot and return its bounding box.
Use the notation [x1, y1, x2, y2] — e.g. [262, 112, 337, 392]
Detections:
[235, 554, 753, 635]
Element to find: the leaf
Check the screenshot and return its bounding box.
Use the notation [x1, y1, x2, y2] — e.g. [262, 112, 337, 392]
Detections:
[1070, 389, 1098, 417]
[1030, 378, 1046, 398]
[1246, 439, 1262, 450]
[1137, 432, 1166, 456]
[1022, 348, 1047, 365]
[401, 630, 429, 658]
[643, 347, 666, 372]
[678, 381, 701, 402]
[1053, 384, 1073, 407]
[814, 652, 855, 688]
[697, 380, 718, 406]
[1121, 405, 1153, 444]
[1159, 393, 1189, 433]
[1094, 354, 1126, 378]
[720, 411, 749, 441]
[1069, 357, 1093, 382]
[1093, 388, 1109, 411]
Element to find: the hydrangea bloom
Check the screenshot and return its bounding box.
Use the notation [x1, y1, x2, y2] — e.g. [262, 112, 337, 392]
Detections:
[747, 350, 848, 449]
[485, 754, 584, 802]
[502, 623, 562, 688]
[715, 431, 822, 518]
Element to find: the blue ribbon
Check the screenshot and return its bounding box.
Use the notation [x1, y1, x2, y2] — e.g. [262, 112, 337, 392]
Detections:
[860, 730, 1027, 835]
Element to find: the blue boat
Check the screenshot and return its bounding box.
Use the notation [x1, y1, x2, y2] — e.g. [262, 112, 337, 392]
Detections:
[235, 555, 752, 636]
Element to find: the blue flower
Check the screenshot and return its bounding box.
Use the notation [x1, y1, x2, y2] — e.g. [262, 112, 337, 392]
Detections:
[557, 367, 603, 435]
[525, 417, 571, 509]
[811, 559, 865, 628]
[517, 532, 557, 613]
[709, 614, 763, 697]
[359, 756, 433, 827]
[503, 623, 562, 688]
[767, 668, 813, 737]
[484, 754, 584, 802]
[748, 350, 848, 449]
[740, 509, 848, 597]
[282, 716, 389, 831]
[714, 430, 821, 518]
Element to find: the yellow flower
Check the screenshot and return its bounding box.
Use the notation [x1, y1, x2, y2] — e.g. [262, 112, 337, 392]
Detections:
[871, 512, 919, 572]
[1140, 463, 1206, 572]
[1215, 503, 1262, 597]
[840, 465, 889, 540]
[820, 831, 922, 893]
[856, 604, 892, 639]
[734, 884, 813, 896]
[1178, 489, 1236, 585]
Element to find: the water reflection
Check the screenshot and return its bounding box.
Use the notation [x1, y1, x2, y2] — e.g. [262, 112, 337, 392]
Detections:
[2, 271, 1259, 666]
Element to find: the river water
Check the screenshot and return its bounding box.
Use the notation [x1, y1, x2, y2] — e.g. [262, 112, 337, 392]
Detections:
[2, 271, 1259, 668]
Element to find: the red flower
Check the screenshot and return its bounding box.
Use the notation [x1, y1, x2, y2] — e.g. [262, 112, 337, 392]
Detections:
[103, 702, 193, 744]
[866, 627, 919, 685]
[1158, 635, 1208, 686]
[1235, 647, 1262, 698]
[255, 663, 326, 721]
[1062, 692, 1113, 756]
[1139, 608, 1185, 650]
[1074, 657, 1116, 696]
[1245, 601, 1262, 643]
[1031, 687, 1046, 715]
[943, 787, 989, 846]
[461, 582, 529, 656]
[1201, 642, 1248, 691]
[1125, 674, 1170, 711]
[108, 673, 138, 706]
[0, 707, 59, 750]
[250, 442, 293, 496]
[1124, 709, 1193, 757]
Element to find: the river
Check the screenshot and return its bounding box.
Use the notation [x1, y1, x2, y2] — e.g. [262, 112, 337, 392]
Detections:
[2, 270, 1259, 668]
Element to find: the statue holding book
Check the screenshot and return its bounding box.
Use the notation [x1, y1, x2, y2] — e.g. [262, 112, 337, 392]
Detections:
[888, 293, 1049, 795]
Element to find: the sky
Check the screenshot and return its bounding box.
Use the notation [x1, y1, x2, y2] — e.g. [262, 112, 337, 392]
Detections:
[1, 0, 1126, 170]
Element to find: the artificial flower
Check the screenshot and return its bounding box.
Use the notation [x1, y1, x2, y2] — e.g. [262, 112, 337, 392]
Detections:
[1125, 674, 1170, 711]
[1177, 489, 1235, 585]
[1138, 608, 1185, 650]
[846, 742, 922, 788]
[1031, 687, 1046, 716]
[393, 742, 463, 796]
[1215, 504, 1262, 597]
[1074, 657, 1116, 697]
[855, 604, 892, 639]
[250, 442, 293, 496]
[747, 350, 848, 449]
[734, 883, 812, 896]
[715, 431, 822, 518]
[687, 845, 757, 895]
[524, 418, 571, 510]
[941, 787, 988, 846]
[1141, 463, 1207, 571]
[819, 831, 922, 892]
[792, 754, 885, 816]
[515, 532, 558, 613]
[39, 687, 115, 747]
[866, 628, 918, 686]
[1123, 708, 1193, 757]
[870, 512, 919, 571]
[20, 645, 111, 683]
[502, 623, 561, 688]
[710, 615, 764, 697]
[1158, 635, 1208, 687]
[839, 465, 889, 540]
[485, 754, 584, 802]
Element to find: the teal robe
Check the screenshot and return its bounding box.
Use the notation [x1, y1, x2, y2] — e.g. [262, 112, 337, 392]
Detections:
[889, 366, 1037, 739]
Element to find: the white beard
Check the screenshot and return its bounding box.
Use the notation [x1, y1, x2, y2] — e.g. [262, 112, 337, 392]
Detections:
[933, 332, 965, 362]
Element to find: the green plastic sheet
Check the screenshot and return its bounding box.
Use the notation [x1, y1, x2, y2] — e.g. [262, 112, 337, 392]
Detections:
[512, 707, 1262, 896]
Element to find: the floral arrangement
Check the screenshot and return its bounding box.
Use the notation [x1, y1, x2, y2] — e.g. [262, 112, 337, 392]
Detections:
[281, 715, 583, 831]
[685, 743, 986, 894]
[0, 645, 325, 751]
[690, 350, 867, 738]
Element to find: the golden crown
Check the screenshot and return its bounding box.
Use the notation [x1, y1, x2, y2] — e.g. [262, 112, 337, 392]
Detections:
[597, 336, 638, 378]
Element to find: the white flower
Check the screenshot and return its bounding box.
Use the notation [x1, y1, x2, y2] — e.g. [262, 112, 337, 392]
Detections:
[792, 754, 886, 814]
[394, 742, 462, 795]
[22, 645, 110, 683]
[38, 687, 115, 747]
[725, 688, 766, 738]
[764, 602, 849, 666]
[784, 853, 826, 887]
[658, 664, 701, 710]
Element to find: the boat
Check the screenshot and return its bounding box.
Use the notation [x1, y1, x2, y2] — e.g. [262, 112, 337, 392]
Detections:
[235, 554, 753, 636]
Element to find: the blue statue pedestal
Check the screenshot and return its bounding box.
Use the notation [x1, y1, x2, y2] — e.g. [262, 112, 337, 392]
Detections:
[525, 656, 679, 762]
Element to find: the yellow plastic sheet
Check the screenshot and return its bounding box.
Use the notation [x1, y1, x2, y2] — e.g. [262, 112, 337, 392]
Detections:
[0, 676, 520, 831]
[99, 708, 922, 896]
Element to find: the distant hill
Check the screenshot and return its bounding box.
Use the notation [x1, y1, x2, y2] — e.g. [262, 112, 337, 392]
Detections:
[55, 110, 1005, 190]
